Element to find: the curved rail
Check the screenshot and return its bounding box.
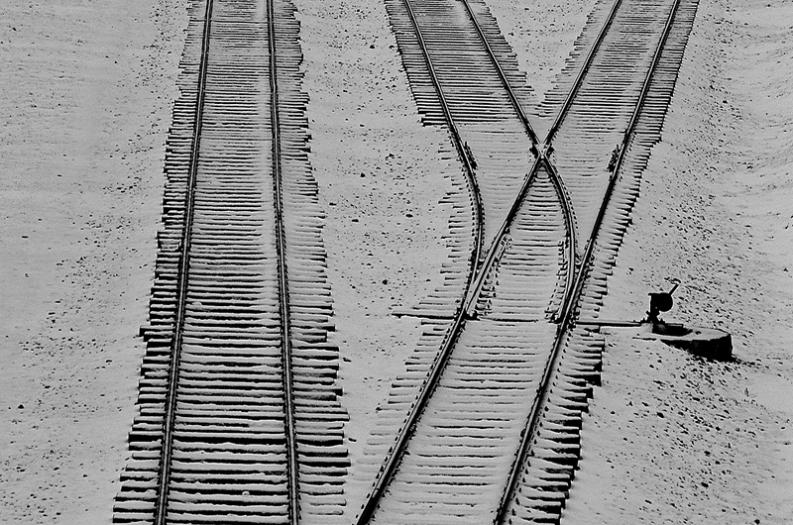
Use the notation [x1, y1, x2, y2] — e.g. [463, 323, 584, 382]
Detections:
[352, 0, 486, 522]
[458, 0, 540, 146]
[461, 0, 639, 319]
[543, 158, 578, 320]
[356, 0, 576, 522]
[492, 1, 684, 521]
[153, 0, 214, 522]
[462, 154, 577, 319]
[458, 0, 577, 321]
[464, 0, 635, 318]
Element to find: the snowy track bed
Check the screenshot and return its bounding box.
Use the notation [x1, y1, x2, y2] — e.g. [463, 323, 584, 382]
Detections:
[496, 1, 702, 523]
[113, 0, 347, 523]
[353, 0, 701, 523]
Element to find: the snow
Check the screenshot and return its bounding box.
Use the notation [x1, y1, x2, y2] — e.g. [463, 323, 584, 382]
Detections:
[562, 0, 793, 522]
[1, 0, 791, 522]
[486, 0, 602, 96]
[294, 0, 461, 485]
[0, 0, 187, 522]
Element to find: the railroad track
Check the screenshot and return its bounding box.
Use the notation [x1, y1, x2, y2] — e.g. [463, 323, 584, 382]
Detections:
[111, 0, 701, 522]
[353, 0, 575, 522]
[495, 1, 702, 522]
[113, 0, 347, 523]
[355, 0, 700, 523]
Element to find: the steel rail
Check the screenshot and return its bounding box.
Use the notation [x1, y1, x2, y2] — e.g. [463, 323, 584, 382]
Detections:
[457, 0, 578, 320]
[543, 158, 578, 320]
[356, 0, 582, 521]
[458, 0, 540, 146]
[527, 0, 625, 320]
[462, 152, 577, 320]
[268, 0, 300, 522]
[543, 0, 625, 148]
[463, 0, 634, 319]
[464, 0, 632, 318]
[352, 0, 486, 522]
[493, 1, 684, 522]
[153, 0, 214, 523]
[152, 1, 302, 522]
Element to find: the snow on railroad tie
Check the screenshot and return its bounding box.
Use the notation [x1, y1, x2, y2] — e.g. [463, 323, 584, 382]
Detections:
[494, 2, 704, 523]
[114, 0, 347, 523]
[355, 166, 570, 523]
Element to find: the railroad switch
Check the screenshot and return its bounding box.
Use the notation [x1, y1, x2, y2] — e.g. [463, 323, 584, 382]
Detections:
[646, 281, 678, 324]
[577, 282, 732, 360]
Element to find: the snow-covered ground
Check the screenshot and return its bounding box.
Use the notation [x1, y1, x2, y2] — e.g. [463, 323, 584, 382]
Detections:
[0, 0, 187, 522]
[294, 0, 460, 474]
[1, 0, 790, 522]
[562, 0, 793, 522]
